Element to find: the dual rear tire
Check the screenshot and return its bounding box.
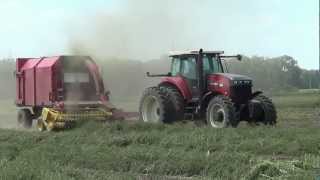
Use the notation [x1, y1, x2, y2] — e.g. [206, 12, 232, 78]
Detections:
[139, 87, 175, 123]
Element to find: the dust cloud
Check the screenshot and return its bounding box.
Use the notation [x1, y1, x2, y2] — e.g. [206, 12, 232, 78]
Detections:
[68, 0, 213, 60]
[0, 61, 17, 129]
[67, 0, 217, 104]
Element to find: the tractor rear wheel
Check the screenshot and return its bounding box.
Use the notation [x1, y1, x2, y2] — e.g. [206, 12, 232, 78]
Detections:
[161, 86, 184, 121]
[251, 94, 277, 125]
[17, 109, 33, 129]
[206, 95, 238, 128]
[139, 87, 175, 123]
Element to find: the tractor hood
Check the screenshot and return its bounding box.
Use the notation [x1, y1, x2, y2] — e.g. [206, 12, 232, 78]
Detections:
[213, 73, 252, 81]
[207, 73, 253, 103]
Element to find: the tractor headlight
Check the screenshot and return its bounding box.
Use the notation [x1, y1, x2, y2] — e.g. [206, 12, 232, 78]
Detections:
[209, 81, 224, 88]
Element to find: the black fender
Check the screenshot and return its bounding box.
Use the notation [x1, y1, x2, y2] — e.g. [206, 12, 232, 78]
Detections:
[158, 82, 186, 100]
[200, 91, 222, 111]
[202, 91, 215, 102]
[250, 91, 263, 99]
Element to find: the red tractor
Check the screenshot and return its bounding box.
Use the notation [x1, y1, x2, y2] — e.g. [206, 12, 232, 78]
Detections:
[139, 49, 277, 127]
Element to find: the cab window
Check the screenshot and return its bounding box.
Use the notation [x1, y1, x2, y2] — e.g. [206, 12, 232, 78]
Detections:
[181, 57, 197, 79]
[203, 55, 223, 74]
[171, 57, 181, 76]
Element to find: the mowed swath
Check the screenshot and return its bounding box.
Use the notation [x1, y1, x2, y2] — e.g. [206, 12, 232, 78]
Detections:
[0, 91, 319, 179]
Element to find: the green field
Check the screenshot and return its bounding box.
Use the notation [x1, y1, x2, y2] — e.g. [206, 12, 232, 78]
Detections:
[0, 91, 319, 179]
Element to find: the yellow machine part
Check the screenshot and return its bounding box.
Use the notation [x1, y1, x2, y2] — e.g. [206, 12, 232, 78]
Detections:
[37, 107, 113, 131]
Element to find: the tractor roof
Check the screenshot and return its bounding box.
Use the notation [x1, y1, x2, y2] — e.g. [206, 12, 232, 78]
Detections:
[169, 50, 224, 57]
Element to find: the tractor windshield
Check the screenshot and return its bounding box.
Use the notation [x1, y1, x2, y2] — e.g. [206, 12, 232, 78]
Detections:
[203, 55, 224, 74]
[181, 57, 197, 79]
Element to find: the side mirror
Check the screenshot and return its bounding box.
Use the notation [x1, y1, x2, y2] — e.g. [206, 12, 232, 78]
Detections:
[146, 72, 172, 77]
[237, 54, 242, 61]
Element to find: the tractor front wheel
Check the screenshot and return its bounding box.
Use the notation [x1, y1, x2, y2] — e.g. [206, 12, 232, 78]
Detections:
[251, 94, 277, 125]
[139, 87, 175, 123]
[206, 95, 238, 128]
[17, 109, 33, 129]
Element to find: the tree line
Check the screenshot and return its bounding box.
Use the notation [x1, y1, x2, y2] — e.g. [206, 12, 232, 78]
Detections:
[0, 55, 318, 99]
[228, 55, 320, 91]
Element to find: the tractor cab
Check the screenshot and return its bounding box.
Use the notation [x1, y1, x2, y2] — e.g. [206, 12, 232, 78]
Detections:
[159, 49, 251, 104]
[169, 50, 225, 99]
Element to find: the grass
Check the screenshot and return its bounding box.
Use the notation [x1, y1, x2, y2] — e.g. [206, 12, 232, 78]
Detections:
[0, 122, 320, 179]
[0, 91, 319, 179]
[273, 92, 320, 128]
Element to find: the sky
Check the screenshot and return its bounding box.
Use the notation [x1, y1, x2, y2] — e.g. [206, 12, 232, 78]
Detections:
[0, 0, 318, 69]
